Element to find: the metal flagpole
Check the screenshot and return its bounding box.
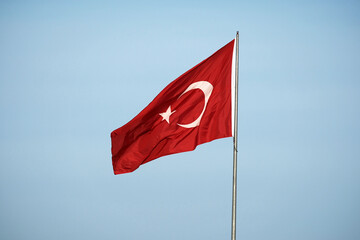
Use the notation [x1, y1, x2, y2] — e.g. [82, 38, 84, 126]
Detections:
[231, 31, 239, 240]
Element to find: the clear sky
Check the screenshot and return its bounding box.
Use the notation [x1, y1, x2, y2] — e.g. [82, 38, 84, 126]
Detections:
[1, 0, 359, 239]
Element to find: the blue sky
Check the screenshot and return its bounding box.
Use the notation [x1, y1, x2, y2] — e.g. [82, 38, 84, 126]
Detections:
[1, 1, 359, 239]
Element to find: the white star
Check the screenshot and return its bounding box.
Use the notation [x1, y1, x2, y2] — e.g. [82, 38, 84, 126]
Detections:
[159, 106, 176, 124]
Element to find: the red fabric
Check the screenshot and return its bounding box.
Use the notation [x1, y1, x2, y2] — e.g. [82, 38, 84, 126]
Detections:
[111, 40, 234, 174]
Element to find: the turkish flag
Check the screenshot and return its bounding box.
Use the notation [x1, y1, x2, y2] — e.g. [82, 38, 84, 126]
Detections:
[111, 39, 235, 174]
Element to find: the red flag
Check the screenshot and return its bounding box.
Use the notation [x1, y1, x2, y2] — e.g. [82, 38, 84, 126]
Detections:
[111, 39, 236, 174]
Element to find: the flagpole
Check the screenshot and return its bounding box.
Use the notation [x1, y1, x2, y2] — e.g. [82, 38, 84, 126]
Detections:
[231, 31, 239, 240]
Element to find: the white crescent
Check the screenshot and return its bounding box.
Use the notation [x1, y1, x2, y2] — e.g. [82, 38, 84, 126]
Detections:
[177, 81, 213, 128]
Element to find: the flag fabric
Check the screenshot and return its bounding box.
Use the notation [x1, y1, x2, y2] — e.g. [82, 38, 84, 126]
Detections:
[111, 39, 236, 174]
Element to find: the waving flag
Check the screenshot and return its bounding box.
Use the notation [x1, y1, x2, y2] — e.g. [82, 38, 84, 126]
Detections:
[111, 39, 236, 174]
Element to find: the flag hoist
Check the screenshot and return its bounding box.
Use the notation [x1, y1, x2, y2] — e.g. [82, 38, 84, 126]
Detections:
[111, 32, 240, 240]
